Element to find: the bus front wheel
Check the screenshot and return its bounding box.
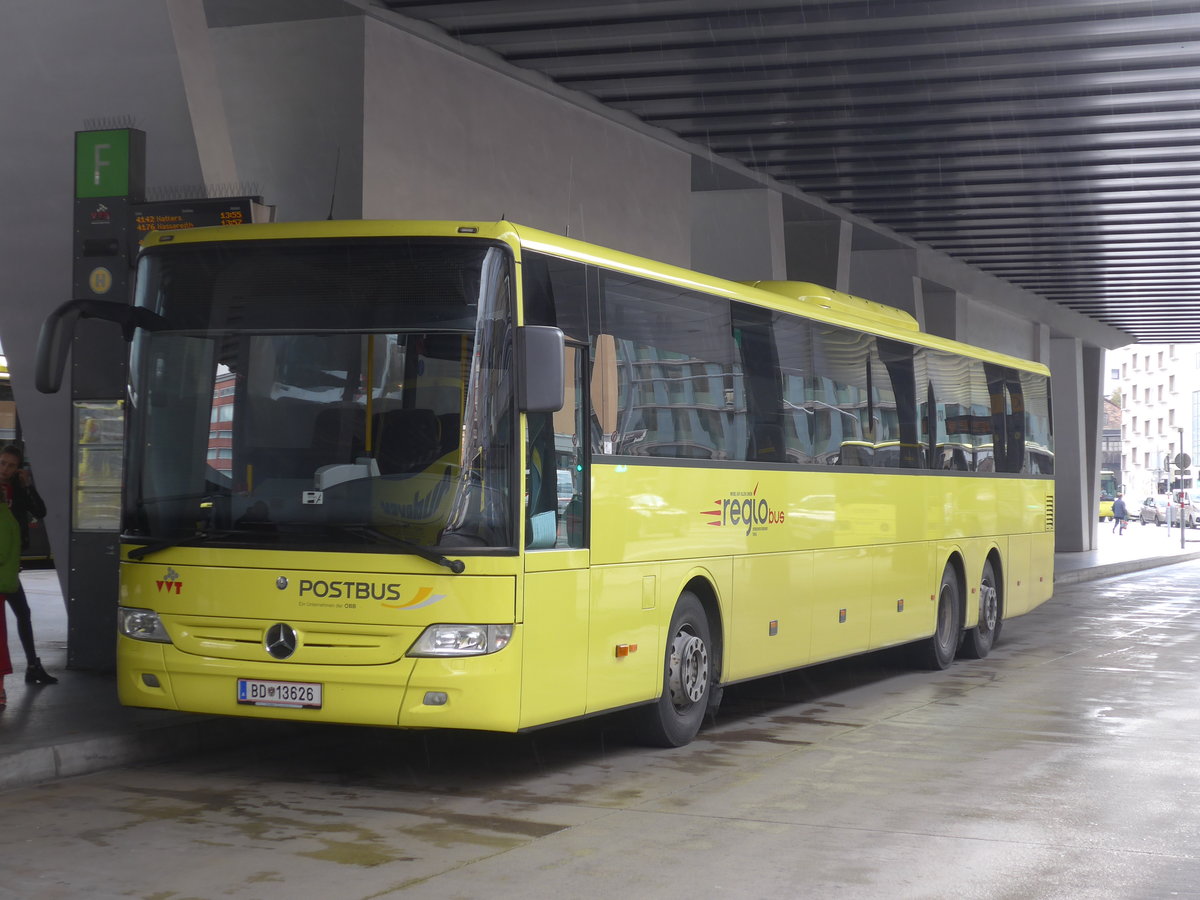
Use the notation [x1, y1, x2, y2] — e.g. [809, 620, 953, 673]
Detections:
[960, 559, 1002, 659]
[920, 565, 963, 670]
[636, 591, 713, 747]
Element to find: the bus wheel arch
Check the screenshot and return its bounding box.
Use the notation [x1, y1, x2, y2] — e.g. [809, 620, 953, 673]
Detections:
[960, 551, 1004, 659]
[635, 580, 721, 747]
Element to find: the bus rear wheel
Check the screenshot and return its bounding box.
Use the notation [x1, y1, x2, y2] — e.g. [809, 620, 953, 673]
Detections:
[919, 565, 962, 670]
[635, 591, 712, 747]
[960, 559, 1002, 659]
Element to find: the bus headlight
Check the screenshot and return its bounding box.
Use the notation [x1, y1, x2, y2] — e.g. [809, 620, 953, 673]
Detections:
[118, 607, 173, 643]
[408, 624, 513, 657]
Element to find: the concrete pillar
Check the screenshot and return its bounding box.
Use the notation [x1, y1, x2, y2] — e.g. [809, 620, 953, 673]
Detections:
[848, 248, 919, 316]
[909, 276, 927, 331]
[919, 281, 963, 341]
[167, 0, 239, 187]
[1035, 322, 1051, 366]
[1081, 342, 1104, 550]
[1052, 337, 1103, 552]
[784, 219, 852, 290]
[690, 189, 786, 282]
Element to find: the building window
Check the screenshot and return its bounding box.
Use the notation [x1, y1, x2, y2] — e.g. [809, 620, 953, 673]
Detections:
[1194, 391, 1200, 459]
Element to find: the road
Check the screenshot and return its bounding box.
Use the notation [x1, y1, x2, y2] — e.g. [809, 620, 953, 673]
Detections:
[3, 560, 1200, 899]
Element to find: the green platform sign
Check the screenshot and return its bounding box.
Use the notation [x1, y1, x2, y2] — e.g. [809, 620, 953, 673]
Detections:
[75, 129, 142, 198]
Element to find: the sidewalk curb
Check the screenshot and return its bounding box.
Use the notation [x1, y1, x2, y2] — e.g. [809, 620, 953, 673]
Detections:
[1054, 550, 1200, 585]
[0, 716, 302, 793]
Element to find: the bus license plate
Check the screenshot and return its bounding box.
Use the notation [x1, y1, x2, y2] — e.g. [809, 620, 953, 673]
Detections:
[237, 678, 322, 709]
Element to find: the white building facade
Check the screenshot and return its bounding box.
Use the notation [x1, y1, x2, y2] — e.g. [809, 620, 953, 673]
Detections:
[1107, 343, 1200, 499]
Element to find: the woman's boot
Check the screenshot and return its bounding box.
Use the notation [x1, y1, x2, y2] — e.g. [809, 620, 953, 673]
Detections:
[25, 658, 58, 685]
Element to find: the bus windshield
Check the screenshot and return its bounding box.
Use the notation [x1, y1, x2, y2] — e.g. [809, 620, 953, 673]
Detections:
[1099, 470, 1118, 501]
[124, 238, 516, 553]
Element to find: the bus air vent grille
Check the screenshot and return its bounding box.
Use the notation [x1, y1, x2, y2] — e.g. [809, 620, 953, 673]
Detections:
[167, 616, 419, 665]
[1045, 495, 1055, 531]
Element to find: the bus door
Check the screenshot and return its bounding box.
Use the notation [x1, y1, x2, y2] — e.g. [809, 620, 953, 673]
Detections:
[520, 342, 590, 727]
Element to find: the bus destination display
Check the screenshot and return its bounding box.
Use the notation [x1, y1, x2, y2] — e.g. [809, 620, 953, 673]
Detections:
[131, 197, 258, 234]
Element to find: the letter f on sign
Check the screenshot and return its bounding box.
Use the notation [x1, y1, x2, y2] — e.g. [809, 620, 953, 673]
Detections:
[93, 143, 111, 186]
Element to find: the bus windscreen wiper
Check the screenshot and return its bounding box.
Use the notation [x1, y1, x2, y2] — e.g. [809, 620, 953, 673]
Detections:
[125, 529, 245, 561]
[337, 524, 466, 574]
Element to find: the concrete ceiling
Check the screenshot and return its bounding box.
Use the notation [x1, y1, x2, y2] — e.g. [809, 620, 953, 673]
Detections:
[382, 0, 1200, 344]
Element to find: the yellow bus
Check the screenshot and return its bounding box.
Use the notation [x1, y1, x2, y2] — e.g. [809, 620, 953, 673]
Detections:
[1098, 470, 1119, 520]
[36, 220, 1054, 746]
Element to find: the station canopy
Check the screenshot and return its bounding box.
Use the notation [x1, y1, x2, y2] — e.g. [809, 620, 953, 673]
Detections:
[387, 0, 1200, 343]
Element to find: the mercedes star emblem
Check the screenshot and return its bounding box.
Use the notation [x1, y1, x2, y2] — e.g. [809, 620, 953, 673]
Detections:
[264, 622, 298, 659]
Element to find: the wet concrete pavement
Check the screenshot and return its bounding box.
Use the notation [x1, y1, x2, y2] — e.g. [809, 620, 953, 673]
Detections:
[1, 530, 1200, 897]
[1, 569, 300, 792]
[3, 523, 1200, 794]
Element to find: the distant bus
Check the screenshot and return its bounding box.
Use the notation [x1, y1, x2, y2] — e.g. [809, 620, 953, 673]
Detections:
[36, 220, 1054, 746]
[1099, 469, 1120, 520]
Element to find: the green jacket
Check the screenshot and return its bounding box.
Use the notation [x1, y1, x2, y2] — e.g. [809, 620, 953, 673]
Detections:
[0, 502, 21, 593]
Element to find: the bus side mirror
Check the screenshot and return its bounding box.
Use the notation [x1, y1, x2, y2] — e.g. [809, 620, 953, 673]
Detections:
[35, 299, 166, 394]
[36, 300, 91, 394]
[517, 325, 565, 413]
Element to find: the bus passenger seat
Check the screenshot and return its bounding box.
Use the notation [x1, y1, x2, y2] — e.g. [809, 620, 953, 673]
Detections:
[373, 409, 440, 474]
[312, 406, 366, 466]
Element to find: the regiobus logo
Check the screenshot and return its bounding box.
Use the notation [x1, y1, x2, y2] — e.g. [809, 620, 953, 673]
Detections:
[702, 484, 785, 536]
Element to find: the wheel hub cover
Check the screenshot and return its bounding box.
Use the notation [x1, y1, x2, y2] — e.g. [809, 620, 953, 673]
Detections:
[981, 583, 998, 629]
[668, 633, 708, 706]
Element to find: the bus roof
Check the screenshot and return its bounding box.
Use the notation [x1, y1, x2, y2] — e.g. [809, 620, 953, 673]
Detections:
[139, 219, 1049, 376]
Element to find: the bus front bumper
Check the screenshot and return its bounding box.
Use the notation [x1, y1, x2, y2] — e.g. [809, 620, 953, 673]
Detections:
[117, 629, 525, 732]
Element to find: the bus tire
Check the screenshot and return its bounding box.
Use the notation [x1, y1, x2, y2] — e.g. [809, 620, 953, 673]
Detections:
[920, 565, 962, 670]
[636, 591, 712, 747]
[960, 559, 1002, 659]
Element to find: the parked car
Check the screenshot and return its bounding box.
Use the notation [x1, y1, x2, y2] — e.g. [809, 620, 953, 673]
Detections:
[1139, 494, 1198, 527]
[1175, 493, 1200, 528]
[1139, 495, 1169, 526]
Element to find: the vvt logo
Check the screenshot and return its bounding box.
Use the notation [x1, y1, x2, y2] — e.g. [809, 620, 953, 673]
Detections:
[702, 483, 784, 536]
[156, 566, 183, 594]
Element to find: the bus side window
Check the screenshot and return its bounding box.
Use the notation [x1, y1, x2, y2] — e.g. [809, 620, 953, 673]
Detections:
[733, 302, 785, 463]
[558, 345, 586, 548]
[522, 251, 589, 549]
